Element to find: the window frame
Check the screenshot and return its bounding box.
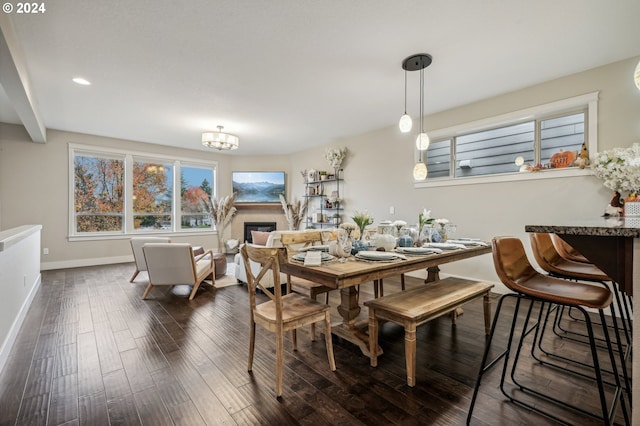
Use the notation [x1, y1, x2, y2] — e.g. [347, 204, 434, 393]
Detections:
[68, 143, 218, 241]
[414, 92, 598, 188]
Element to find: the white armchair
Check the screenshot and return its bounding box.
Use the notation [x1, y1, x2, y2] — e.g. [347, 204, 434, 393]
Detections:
[129, 237, 171, 282]
[142, 243, 214, 300]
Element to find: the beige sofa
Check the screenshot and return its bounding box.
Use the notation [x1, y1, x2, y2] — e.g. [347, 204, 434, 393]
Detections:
[234, 229, 336, 287]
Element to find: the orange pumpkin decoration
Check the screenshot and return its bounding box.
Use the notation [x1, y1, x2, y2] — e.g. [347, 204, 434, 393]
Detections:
[550, 150, 575, 168]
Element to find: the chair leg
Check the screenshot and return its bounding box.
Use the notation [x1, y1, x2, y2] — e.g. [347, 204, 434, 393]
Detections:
[400, 274, 405, 291]
[130, 269, 140, 283]
[292, 329, 297, 351]
[275, 326, 284, 398]
[141, 283, 153, 299]
[248, 321, 256, 372]
[324, 314, 336, 371]
[188, 281, 203, 300]
[310, 294, 317, 342]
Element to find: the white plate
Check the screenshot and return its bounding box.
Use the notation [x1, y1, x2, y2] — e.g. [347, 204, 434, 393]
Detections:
[396, 247, 442, 254]
[292, 252, 334, 262]
[446, 239, 488, 246]
[355, 251, 398, 261]
[423, 242, 467, 250]
[298, 245, 330, 252]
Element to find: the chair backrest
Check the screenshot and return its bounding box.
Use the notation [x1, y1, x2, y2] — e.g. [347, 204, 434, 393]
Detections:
[130, 237, 171, 270]
[550, 234, 589, 263]
[280, 231, 324, 251]
[529, 232, 564, 274]
[142, 243, 196, 285]
[491, 236, 538, 293]
[241, 244, 286, 317]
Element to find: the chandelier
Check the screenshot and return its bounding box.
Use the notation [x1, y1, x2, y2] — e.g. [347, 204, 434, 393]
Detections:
[399, 53, 432, 180]
[202, 126, 239, 151]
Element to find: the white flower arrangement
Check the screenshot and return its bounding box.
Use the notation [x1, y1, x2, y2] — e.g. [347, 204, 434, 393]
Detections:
[339, 222, 357, 238]
[324, 147, 347, 169]
[592, 144, 640, 193]
[392, 220, 407, 233]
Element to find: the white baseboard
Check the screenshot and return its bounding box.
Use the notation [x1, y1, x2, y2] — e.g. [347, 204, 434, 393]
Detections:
[41, 255, 134, 271]
[0, 274, 41, 374]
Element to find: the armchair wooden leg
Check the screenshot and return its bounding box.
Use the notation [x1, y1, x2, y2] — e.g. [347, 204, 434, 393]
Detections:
[188, 281, 203, 300]
[130, 269, 140, 283]
[141, 283, 153, 299]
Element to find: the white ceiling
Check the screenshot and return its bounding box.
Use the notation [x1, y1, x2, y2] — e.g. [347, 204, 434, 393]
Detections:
[1, 0, 640, 155]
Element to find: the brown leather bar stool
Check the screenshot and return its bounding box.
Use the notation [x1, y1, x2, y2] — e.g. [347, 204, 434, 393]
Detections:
[551, 233, 590, 263]
[467, 237, 628, 425]
[530, 233, 632, 346]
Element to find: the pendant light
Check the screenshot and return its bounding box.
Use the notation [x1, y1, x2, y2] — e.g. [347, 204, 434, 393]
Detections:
[401, 53, 432, 180]
[202, 125, 239, 150]
[398, 70, 412, 132]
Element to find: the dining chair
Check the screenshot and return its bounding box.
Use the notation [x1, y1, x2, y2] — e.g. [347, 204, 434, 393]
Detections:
[241, 243, 336, 398]
[141, 243, 214, 300]
[550, 233, 590, 263]
[467, 236, 627, 425]
[129, 236, 171, 282]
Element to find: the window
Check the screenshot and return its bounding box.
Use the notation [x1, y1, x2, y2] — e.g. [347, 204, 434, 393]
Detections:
[73, 152, 124, 233]
[70, 144, 216, 238]
[417, 92, 598, 187]
[181, 165, 214, 230]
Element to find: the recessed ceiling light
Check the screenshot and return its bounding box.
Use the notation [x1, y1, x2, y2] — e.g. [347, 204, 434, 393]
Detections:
[72, 77, 91, 86]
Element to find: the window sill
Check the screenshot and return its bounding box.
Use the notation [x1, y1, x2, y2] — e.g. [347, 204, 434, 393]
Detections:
[68, 229, 216, 242]
[414, 167, 593, 188]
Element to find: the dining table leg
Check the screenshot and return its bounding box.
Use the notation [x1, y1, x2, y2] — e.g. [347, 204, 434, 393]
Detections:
[333, 286, 382, 357]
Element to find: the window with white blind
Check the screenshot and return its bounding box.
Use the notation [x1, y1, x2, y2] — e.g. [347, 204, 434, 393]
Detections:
[417, 92, 598, 187]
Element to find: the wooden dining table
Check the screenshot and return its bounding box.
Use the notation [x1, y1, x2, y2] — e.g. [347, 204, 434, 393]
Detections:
[279, 245, 492, 356]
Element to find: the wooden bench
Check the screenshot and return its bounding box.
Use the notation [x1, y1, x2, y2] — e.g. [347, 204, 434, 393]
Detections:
[364, 277, 494, 387]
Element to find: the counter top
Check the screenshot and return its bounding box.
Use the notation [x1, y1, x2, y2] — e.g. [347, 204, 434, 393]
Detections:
[525, 217, 640, 238]
[0, 225, 43, 252]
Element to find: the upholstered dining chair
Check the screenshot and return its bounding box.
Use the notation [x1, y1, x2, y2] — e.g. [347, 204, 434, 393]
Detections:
[550, 233, 590, 263]
[129, 237, 171, 282]
[241, 243, 336, 398]
[141, 243, 214, 300]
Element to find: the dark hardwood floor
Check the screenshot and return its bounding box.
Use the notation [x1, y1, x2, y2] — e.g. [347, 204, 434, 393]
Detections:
[0, 262, 629, 425]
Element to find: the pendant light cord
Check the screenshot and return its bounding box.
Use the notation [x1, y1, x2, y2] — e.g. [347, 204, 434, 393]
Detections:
[404, 70, 408, 114]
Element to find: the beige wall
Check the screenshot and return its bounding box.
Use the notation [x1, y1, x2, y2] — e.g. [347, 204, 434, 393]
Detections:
[1, 56, 639, 280]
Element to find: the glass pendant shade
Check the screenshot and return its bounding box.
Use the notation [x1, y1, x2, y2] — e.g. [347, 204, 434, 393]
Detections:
[399, 114, 412, 133]
[413, 161, 427, 180]
[635, 60, 640, 91]
[415, 132, 430, 150]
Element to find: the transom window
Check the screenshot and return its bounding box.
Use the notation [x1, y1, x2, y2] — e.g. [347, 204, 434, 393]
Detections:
[417, 92, 598, 187]
[69, 144, 216, 238]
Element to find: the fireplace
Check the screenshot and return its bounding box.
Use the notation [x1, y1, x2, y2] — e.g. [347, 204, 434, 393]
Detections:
[243, 222, 277, 243]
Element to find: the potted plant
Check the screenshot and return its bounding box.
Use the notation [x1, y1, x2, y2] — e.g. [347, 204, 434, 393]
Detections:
[208, 193, 238, 252]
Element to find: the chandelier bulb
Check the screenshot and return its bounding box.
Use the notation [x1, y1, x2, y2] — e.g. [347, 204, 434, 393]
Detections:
[399, 114, 412, 133]
[413, 161, 427, 180]
[415, 132, 430, 150]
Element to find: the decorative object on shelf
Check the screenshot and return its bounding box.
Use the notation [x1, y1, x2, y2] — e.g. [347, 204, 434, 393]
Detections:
[573, 142, 590, 169]
[208, 193, 238, 252]
[202, 125, 239, 151]
[624, 191, 640, 217]
[400, 53, 433, 180]
[300, 169, 308, 183]
[319, 170, 328, 180]
[324, 147, 347, 170]
[279, 194, 308, 230]
[352, 210, 373, 241]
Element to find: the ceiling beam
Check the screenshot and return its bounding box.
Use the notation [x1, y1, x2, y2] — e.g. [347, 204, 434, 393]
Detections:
[0, 14, 46, 143]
